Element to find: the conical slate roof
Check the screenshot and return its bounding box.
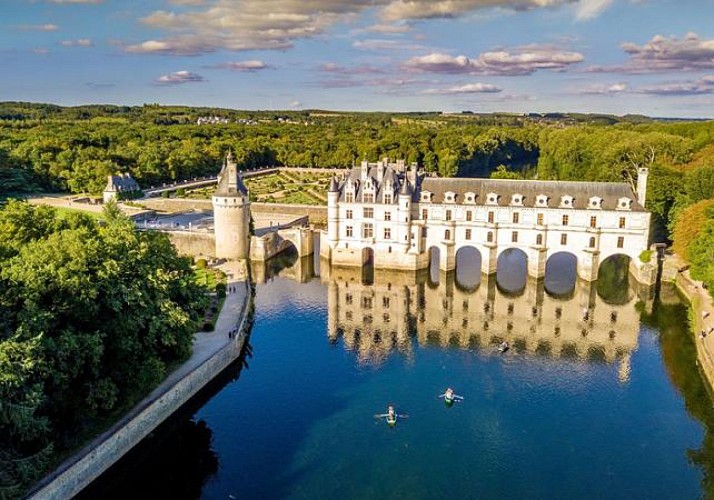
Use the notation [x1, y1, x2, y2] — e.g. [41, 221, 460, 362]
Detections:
[329, 176, 339, 192]
[399, 179, 412, 196]
[215, 152, 248, 197]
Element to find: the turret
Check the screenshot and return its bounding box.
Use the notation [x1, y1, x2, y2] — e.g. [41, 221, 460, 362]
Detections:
[327, 176, 340, 244]
[636, 167, 648, 208]
[212, 151, 251, 260]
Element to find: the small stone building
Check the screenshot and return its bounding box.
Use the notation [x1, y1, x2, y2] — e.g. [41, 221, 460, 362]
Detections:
[103, 173, 141, 203]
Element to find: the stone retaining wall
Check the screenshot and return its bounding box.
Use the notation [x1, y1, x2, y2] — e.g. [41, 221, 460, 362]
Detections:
[28, 282, 253, 500]
[664, 255, 714, 393]
[166, 230, 216, 258]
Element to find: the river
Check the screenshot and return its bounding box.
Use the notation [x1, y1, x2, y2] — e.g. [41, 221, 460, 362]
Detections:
[81, 250, 714, 499]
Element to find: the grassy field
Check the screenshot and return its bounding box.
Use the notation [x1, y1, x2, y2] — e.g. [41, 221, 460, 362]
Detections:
[194, 267, 227, 289]
[52, 206, 105, 220]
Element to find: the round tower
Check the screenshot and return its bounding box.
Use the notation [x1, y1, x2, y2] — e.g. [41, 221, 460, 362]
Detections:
[213, 151, 251, 260]
[327, 176, 340, 245]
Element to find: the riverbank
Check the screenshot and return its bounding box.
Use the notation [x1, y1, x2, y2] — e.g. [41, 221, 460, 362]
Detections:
[27, 261, 253, 500]
[664, 254, 714, 392]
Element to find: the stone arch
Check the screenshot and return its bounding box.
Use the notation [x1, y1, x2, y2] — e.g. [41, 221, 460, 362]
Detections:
[597, 253, 633, 305]
[455, 246, 482, 292]
[275, 237, 298, 256]
[496, 247, 528, 296]
[544, 251, 577, 298]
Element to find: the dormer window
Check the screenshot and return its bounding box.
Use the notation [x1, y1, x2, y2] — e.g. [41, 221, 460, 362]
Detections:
[464, 192, 476, 204]
[617, 197, 633, 210]
[420, 191, 433, 203]
[511, 193, 524, 206]
[536, 194, 549, 207]
[486, 192, 499, 205]
[444, 191, 456, 203]
[589, 197, 603, 209]
[560, 195, 574, 208]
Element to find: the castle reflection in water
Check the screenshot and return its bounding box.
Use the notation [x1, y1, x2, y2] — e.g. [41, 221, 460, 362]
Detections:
[252, 253, 650, 383]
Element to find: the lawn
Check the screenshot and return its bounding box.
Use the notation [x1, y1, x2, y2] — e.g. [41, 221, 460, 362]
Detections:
[52, 206, 105, 220]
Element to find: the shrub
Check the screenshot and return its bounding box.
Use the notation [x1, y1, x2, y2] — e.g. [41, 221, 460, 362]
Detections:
[639, 250, 653, 263]
[216, 282, 227, 298]
[161, 190, 170, 198]
[195, 258, 208, 270]
[202, 321, 215, 332]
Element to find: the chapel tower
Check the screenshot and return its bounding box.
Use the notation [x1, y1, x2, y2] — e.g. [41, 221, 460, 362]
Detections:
[212, 151, 251, 260]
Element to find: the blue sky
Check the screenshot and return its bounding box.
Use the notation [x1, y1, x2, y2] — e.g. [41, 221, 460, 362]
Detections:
[3, 0, 714, 117]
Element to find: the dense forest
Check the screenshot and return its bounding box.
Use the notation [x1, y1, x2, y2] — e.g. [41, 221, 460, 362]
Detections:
[0, 201, 207, 496]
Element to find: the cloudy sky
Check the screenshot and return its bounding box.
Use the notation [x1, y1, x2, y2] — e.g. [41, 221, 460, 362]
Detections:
[3, 0, 714, 117]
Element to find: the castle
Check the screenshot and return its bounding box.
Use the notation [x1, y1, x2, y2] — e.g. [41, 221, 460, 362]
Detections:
[320, 158, 652, 282]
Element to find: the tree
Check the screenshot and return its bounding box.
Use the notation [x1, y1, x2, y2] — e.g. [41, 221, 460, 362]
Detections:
[490, 165, 520, 180]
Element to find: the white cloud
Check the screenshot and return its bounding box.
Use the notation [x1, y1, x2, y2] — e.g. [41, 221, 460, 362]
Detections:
[637, 76, 714, 96]
[352, 39, 425, 51]
[214, 60, 270, 71]
[60, 38, 93, 47]
[588, 32, 714, 73]
[124, 0, 601, 56]
[405, 45, 584, 76]
[575, 0, 613, 20]
[16, 24, 59, 31]
[155, 70, 205, 85]
[579, 82, 628, 94]
[424, 82, 503, 94]
[290, 100, 302, 108]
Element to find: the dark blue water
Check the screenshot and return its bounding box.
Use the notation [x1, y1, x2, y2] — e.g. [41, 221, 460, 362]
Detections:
[83, 259, 714, 499]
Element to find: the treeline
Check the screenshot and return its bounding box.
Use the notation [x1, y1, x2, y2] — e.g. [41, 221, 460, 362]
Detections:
[1, 102, 713, 241]
[0, 201, 207, 495]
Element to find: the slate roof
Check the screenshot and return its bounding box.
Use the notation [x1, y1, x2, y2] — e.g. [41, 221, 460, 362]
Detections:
[104, 173, 140, 193]
[215, 153, 248, 197]
[419, 177, 644, 211]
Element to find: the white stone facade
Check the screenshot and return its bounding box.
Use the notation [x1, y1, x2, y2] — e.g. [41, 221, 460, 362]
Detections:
[321, 159, 651, 282]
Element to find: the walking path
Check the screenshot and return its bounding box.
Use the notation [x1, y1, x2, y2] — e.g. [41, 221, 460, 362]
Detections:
[29, 261, 252, 500]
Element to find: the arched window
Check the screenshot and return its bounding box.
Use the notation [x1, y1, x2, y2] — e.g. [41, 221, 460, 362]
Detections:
[589, 236, 596, 248]
[536, 234, 543, 245]
[445, 229, 451, 240]
[487, 231, 494, 243]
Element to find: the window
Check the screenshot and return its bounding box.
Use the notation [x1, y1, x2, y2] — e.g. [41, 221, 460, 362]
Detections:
[537, 213, 544, 226]
[561, 233, 568, 245]
[363, 207, 374, 218]
[562, 214, 569, 226]
[589, 237, 596, 248]
[345, 293, 353, 305]
[617, 236, 624, 248]
[511, 231, 518, 243]
[590, 216, 597, 228]
[465, 229, 472, 240]
[422, 209, 428, 220]
[346, 226, 353, 237]
[363, 193, 374, 203]
[384, 227, 391, 240]
[487, 231, 494, 243]
[513, 212, 520, 224]
[384, 193, 392, 204]
[346, 209, 353, 219]
[446, 210, 452, 221]
[619, 217, 626, 229]
[466, 210, 473, 221]
[536, 234, 543, 245]
[383, 296, 390, 308]
[345, 192, 354, 203]
[384, 211, 391, 221]
[445, 229, 451, 240]
[362, 296, 372, 308]
[488, 211, 495, 223]
[363, 223, 373, 239]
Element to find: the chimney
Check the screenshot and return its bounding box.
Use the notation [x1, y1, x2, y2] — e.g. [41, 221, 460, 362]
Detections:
[410, 162, 418, 186]
[636, 167, 648, 207]
[377, 163, 384, 184]
[361, 160, 369, 181]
